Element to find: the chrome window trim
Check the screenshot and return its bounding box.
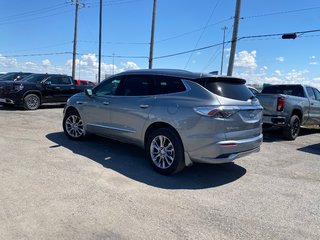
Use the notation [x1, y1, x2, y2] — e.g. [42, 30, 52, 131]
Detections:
[87, 123, 136, 133]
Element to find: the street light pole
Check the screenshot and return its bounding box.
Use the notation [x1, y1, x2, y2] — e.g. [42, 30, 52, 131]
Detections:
[72, 0, 79, 80]
[227, 0, 242, 76]
[220, 26, 227, 75]
[148, 0, 157, 69]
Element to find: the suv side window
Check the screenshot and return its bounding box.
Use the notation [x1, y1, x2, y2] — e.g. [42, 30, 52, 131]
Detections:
[116, 75, 154, 96]
[94, 77, 122, 97]
[154, 76, 186, 95]
[313, 88, 320, 101]
[306, 87, 316, 100]
[49, 76, 72, 85]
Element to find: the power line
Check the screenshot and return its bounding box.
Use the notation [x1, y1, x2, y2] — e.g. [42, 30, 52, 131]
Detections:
[78, 40, 149, 45]
[101, 55, 148, 59]
[154, 29, 320, 60]
[154, 42, 225, 60]
[2, 29, 319, 61]
[0, 42, 73, 54]
[242, 6, 320, 19]
[202, 27, 232, 73]
[86, 0, 144, 8]
[1, 52, 73, 58]
[184, 0, 222, 69]
[0, 9, 73, 26]
[155, 18, 232, 44]
[0, 3, 68, 21]
[1, 52, 148, 59]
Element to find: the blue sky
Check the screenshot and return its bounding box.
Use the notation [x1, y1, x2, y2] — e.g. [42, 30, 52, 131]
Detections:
[0, 0, 319, 87]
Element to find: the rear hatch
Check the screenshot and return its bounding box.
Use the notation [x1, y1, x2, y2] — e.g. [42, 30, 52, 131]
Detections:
[202, 77, 263, 141]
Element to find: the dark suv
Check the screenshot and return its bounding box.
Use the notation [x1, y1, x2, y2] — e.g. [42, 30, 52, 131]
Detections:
[0, 73, 90, 110]
[63, 69, 263, 175]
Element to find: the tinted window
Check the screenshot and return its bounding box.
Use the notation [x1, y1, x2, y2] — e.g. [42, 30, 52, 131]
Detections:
[314, 88, 320, 100]
[94, 77, 122, 96]
[306, 87, 316, 100]
[0, 73, 17, 81]
[22, 74, 47, 83]
[116, 75, 154, 96]
[79, 81, 94, 86]
[262, 85, 305, 97]
[204, 79, 253, 101]
[49, 76, 71, 85]
[154, 76, 186, 95]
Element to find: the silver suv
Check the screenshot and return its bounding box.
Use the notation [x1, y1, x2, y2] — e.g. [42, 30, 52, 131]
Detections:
[63, 69, 263, 175]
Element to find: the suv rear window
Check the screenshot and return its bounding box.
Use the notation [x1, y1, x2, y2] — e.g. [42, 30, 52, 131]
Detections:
[199, 78, 253, 101]
[154, 76, 186, 94]
[262, 85, 305, 97]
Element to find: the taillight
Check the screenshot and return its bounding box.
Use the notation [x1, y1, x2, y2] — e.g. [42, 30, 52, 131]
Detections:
[277, 97, 285, 111]
[194, 106, 238, 119]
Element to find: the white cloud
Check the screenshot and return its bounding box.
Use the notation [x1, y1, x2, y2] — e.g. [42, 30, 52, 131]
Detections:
[274, 70, 282, 76]
[311, 56, 316, 59]
[310, 61, 318, 65]
[234, 50, 257, 69]
[42, 59, 51, 66]
[0, 54, 18, 68]
[235, 68, 320, 89]
[276, 56, 285, 62]
[0, 52, 140, 83]
[81, 53, 98, 67]
[122, 61, 140, 70]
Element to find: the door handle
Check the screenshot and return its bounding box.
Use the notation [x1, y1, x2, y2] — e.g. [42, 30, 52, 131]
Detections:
[76, 101, 87, 105]
[54, 86, 61, 90]
[311, 103, 314, 106]
[103, 101, 110, 105]
[140, 104, 149, 109]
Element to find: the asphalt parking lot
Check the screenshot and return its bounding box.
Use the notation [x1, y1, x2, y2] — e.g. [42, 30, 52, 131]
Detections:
[0, 104, 319, 240]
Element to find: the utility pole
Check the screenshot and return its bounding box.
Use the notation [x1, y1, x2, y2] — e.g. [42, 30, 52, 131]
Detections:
[72, 0, 79, 80]
[227, 0, 241, 76]
[98, 0, 103, 83]
[148, 0, 157, 69]
[220, 26, 227, 75]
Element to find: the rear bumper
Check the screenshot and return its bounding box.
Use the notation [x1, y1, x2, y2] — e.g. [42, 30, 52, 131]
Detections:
[189, 134, 263, 164]
[263, 114, 287, 126]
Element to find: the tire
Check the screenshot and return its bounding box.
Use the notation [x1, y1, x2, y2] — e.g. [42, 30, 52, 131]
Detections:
[146, 128, 185, 175]
[23, 94, 40, 110]
[282, 115, 301, 140]
[63, 110, 86, 140]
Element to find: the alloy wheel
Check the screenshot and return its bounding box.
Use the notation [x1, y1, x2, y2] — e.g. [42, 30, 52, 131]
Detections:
[65, 114, 84, 138]
[150, 135, 175, 169]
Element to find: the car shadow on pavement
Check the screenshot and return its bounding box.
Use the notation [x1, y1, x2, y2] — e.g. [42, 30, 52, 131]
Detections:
[0, 103, 64, 111]
[297, 143, 320, 156]
[263, 127, 320, 142]
[46, 132, 247, 190]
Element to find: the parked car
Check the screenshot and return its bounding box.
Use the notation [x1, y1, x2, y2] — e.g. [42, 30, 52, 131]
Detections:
[0, 72, 32, 81]
[75, 79, 96, 87]
[0, 73, 92, 110]
[256, 84, 320, 140]
[63, 69, 263, 175]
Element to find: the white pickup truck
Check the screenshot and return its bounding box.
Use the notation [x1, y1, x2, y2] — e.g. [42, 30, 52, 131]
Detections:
[256, 84, 320, 140]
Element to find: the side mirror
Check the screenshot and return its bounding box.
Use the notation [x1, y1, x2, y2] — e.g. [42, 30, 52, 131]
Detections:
[84, 88, 93, 97]
[43, 81, 51, 86]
